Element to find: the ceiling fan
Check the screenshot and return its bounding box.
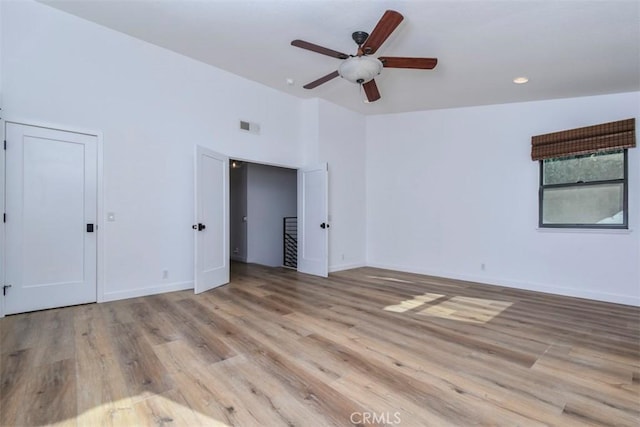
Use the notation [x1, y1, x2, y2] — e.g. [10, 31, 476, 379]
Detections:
[291, 10, 437, 103]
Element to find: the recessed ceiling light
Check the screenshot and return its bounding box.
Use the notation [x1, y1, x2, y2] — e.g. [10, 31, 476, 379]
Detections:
[286, 78, 295, 86]
[513, 77, 529, 84]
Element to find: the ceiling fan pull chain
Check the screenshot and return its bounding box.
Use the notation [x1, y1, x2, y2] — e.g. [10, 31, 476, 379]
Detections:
[359, 83, 368, 104]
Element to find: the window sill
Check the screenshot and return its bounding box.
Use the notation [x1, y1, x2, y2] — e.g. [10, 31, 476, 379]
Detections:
[536, 227, 632, 235]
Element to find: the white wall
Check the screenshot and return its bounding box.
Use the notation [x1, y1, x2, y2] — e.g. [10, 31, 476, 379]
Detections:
[2, 0, 305, 301]
[229, 164, 247, 262]
[366, 92, 640, 306]
[3, 1, 636, 308]
[246, 163, 297, 267]
[303, 99, 367, 271]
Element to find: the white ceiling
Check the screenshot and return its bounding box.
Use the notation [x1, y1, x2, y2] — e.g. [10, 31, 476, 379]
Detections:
[39, 0, 640, 115]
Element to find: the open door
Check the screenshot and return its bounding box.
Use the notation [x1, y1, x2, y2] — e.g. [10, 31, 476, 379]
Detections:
[194, 146, 229, 294]
[297, 163, 329, 277]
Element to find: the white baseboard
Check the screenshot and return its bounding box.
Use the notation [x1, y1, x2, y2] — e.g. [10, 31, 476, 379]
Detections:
[366, 262, 640, 307]
[330, 262, 366, 273]
[100, 280, 193, 303]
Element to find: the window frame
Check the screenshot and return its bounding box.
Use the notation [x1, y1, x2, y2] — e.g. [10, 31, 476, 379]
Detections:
[538, 149, 628, 229]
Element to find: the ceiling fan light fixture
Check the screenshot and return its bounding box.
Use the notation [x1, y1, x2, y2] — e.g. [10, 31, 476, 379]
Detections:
[338, 56, 383, 84]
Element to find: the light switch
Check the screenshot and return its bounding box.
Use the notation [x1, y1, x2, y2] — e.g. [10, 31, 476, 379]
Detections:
[107, 212, 116, 222]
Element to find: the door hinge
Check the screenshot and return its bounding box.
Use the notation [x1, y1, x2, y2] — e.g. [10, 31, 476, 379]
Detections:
[3, 213, 5, 223]
[3, 284, 11, 296]
[3, 140, 6, 150]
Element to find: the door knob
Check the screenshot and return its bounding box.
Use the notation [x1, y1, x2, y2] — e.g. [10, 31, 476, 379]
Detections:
[320, 222, 329, 229]
[192, 223, 206, 231]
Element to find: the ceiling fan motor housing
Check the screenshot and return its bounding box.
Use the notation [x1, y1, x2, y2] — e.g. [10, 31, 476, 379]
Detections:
[352, 31, 369, 46]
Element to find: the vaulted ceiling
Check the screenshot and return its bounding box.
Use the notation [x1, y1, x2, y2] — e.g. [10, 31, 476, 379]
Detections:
[40, 0, 640, 115]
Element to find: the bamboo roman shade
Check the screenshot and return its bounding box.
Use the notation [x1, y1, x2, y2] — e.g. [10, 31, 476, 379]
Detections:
[531, 118, 636, 161]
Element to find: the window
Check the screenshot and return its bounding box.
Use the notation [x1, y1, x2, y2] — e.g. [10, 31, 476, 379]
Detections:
[539, 150, 627, 228]
[531, 118, 635, 230]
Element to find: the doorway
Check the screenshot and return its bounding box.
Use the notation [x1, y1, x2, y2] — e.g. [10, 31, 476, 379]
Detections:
[229, 160, 297, 268]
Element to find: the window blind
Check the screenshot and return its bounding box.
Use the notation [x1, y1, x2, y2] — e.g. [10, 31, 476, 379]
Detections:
[531, 118, 635, 161]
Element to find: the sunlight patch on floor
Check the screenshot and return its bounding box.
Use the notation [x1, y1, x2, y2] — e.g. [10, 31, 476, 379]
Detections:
[74, 395, 230, 427]
[418, 296, 512, 324]
[383, 293, 445, 312]
[367, 275, 415, 284]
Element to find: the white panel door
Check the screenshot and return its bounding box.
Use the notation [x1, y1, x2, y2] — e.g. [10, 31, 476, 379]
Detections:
[194, 146, 229, 293]
[4, 123, 97, 314]
[297, 163, 329, 277]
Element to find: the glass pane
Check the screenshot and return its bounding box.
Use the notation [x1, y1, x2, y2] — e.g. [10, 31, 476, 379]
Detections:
[543, 150, 623, 185]
[541, 183, 624, 225]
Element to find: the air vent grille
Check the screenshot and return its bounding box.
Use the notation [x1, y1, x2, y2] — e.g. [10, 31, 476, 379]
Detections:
[239, 120, 260, 134]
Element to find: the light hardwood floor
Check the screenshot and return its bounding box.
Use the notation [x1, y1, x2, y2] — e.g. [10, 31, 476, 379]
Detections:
[1, 263, 639, 426]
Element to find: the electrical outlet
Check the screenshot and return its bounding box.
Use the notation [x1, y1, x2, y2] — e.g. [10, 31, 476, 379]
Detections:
[481, 263, 486, 271]
[162, 269, 169, 280]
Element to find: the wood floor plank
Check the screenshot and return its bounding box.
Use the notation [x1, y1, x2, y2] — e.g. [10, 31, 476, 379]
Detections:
[132, 388, 210, 427]
[0, 312, 40, 355]
[331, 371, 454, 426]
[208, 356, 329, 427]
[32, 308, 76, 367]
[153, 342, 247, 424]
[0, 348, 33, 426]
[75, 306, 140, 426]
[562, 396, 640, 426]
[331, 328, 571, 424]
[192, 355, 276, 427]
[23, 358, 77, 426]
[100, 300, 136, 326]
[107, 322, 174, 400]
[128, 300, 182, 346]
[0, 262, 638, 426]
[166, 370, 234, 425]
[235, 355, 337, 426]
[75, 404, 140, 427]
[248, 345, 383, 426]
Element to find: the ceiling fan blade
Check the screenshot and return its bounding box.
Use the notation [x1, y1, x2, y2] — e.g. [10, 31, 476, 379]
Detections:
[362, 79, 381, 103]
[379, 57, 438, 69]
[291, 40, 349, 59]
[303, 70, 340, 89]
[362, 10, 404, 55]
